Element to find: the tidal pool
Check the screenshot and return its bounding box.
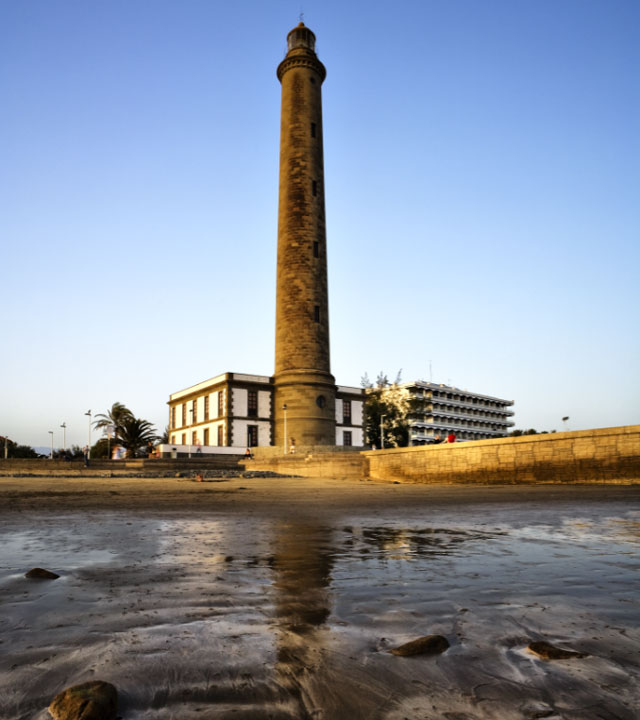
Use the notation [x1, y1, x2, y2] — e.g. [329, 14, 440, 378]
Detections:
[0, 503, 638, 719]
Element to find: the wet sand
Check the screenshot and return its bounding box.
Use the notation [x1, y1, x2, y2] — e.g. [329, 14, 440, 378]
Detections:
[1, 476, 639, 719]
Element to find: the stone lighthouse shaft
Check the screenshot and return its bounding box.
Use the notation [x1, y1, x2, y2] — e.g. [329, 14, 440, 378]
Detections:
[273, 22, 336, 449]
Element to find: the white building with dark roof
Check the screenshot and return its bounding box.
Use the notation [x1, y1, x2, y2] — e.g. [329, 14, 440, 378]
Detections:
[166, 373, 363, 454]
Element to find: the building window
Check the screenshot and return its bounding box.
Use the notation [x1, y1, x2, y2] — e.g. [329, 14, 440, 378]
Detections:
[203, 428, 209, 446]
[248, 389, 258, 417]
[311, 122, 316, 138]
[204, 396, 209, 420]
[218, 391, 224, 417]
[181, 404, 186, 426]
[192, 399, 197, 424]
[192, 431, 197, 445]
[343, 399, 352, 426]
[171, 435, 175, 444]
[217, 425, 224, 447]
[247, 425, 258, 447]
[313, 241, 319, 258]
[343, 431, 352, 446]
[181, 433, 186, 445]
[314, 305, 320, 322]
[312, 180, 317, 196]
[170, 406, 176, 429]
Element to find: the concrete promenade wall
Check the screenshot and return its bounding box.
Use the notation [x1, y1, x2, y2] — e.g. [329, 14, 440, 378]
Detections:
[363, 425, 640, 485]
[0, 456, 243, 476]
[242, 449, 366, 479]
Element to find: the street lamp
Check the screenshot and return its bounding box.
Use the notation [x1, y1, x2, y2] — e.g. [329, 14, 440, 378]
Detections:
[48, 430, 54, 459]
[282, 404, 288, 455]
[85, 410, 92, 459]
[380, 414, 387, 450]
[562, 416, 570, 432]
[106, 424, 115, 461]
[60, 422, 66, 451]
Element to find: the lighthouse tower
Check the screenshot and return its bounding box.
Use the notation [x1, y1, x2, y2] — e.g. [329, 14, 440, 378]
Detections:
[273, 22, 336, 449]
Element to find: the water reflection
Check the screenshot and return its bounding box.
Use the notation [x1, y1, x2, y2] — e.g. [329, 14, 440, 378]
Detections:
[1, 508, 638, 720]
[268, 522, 335, 716]
[342, 525, 506, 561]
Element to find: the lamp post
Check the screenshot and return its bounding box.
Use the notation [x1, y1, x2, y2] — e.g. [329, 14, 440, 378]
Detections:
[562, 416, 570, 432]
[85, 410, 92, 459]
[106, 424, 115, 461]
[282, 404, 287, 455]
[380, 414, 386, 450]
[60, 422, 66, 451]
[48, 431, 54, 459]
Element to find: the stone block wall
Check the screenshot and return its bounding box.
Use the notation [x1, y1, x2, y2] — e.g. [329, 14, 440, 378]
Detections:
[363, 425, 640, 485]
[242, 450, 366, 480]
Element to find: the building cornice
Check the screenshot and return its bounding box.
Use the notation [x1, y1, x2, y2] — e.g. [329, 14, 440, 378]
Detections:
[277, 54, 326, 83]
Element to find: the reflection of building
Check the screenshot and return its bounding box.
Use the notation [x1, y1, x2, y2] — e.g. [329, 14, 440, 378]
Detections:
[402, 381, 514, 444]
[166, 22, 364, 451]
[271, 521, 333, 709]
[168, 373, 363, 450]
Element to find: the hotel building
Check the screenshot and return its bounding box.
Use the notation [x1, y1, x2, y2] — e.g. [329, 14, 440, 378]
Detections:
[402, 381, 515, 444]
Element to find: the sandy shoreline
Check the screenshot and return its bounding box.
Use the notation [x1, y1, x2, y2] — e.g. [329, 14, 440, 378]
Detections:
[1, 477, 639, 719]
[2, 474, 639, 516]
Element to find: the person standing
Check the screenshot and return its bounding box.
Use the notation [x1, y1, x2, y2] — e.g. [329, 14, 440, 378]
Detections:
[446, 431, 457, 444]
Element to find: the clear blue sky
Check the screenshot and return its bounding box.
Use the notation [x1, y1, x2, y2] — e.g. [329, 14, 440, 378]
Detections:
[1, 0, 638, 448]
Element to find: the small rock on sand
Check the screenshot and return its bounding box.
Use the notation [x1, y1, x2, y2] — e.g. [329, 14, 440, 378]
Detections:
[527, 640, 587, 660]
[49, 680, 117, 720]
[390, 634, 450, 656]
[25, 568, 59, 579]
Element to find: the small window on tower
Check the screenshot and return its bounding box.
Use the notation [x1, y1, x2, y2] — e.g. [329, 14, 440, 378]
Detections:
[314, 305, 320, 322]
[312, 180, 317, 196]
[310, 76, 316, 84]
[313, 241, 319, 258]
[311, 123, 316, 138]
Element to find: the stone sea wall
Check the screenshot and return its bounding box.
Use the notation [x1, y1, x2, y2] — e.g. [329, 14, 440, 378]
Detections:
[245, 450, 366, 480]
[2, 426, 638, 484]
[363, 425, 640, 484]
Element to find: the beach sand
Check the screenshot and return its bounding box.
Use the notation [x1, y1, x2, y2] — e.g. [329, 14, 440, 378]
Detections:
[1, 476, 639, 719]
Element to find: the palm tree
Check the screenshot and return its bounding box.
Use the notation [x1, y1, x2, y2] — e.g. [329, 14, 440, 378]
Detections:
[93, 402, 134, 438]
[118, 417, 158, 458]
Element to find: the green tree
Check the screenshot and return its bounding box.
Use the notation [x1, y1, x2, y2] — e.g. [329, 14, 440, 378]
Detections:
[117, 417, 158, 458]
[93, 402, 134, 440]
[158, 425, 169, 444]
[510, 428, 556, 436]
[1, 437, 42, 458]
[89, 438, 111, 459]
[362, 371, 410, 448]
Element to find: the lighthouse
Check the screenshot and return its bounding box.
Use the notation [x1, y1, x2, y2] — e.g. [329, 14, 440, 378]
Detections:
[273, 22, 336, 449]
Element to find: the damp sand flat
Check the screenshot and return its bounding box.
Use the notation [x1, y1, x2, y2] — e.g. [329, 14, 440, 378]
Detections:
[0, 478, 639, 719]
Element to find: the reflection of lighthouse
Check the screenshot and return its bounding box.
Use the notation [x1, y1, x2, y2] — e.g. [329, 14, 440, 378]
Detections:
[273, 21, 336, 449]
[270, 521, 334, 711]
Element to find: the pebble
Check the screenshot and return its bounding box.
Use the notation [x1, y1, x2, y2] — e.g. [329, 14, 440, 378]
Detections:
[527, 640, 587, 659]
[25, 568, 59, 580]
[49, 680, 117, 720]
[390, 634, 450, 656]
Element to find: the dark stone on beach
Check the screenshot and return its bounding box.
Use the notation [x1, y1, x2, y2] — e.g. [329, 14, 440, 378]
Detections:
[390, 634, 450, 656]
[49, 680, 117, 720]
[527, 640, 587, 659]
[25, 568, 59, 579]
